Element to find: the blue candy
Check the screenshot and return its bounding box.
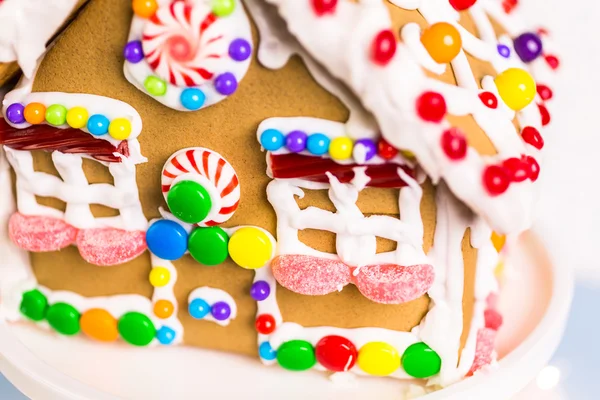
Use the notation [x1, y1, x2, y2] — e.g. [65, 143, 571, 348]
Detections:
[180, 88, 206, 111]
[189, 298, 211, 319]
[87, 114, 110, 135]
[260, 129, 285, 151]
[146, 219, 188, 260]
[306, 133, 330, 156]
[259, 341, 277, 361]
[156, 326, 176, 345]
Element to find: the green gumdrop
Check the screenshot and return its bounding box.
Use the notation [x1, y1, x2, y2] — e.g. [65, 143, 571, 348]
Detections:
[45, 104, 67, 126]
[118, 312, 156, 346]
[211, 0, 235, 17]
[20, 289, 48, 321]
[276, 340, 316, 371]
[188, 226, 229, 266]
[144, 76, 167, 96]
[167, 180, 212, 224]
[46, 303, 81, 335]
[402, 342, 442, 378]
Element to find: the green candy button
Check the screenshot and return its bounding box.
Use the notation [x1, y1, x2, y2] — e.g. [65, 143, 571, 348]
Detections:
[211, 0, 235, 16]
[46, 303, 81, 335]
[276, 340, 316, 371]
[167, 180, 212, 224]
[45, 104, 67, 126]
[20, 289, 48, 321]
[144, 76, 167, 96]
[188, 226, 229, 266]
[402, 342, 442, 378]
[118, 312, 156, 346]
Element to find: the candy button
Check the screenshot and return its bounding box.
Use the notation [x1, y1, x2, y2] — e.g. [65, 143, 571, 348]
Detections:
[378, 139, 398, 160]
[87, 114, 110, 135]
[189, 298, 211, 319]
[23, 103, 46, 124]
[167, 180, 212, 225]
[371, 29, 397, 66]
[146, 219, 188, 260]
[80, 308, 118, 342]
[513, 32, 543, 63]
[149, 267, 171, 287]
[144, 76, 167, 96]
[416, 91, 447, 122]
[315, 335, 358, 372]
[449, 0, 476, 11]
[156, 326, 176, 345]
[6, 103, 25, 124]
[212, 0, 235, 17]
[357, 342, 400, 376]
[154, 299, 175, 319]
[19, 289, 48, 321]
[211, 301, 231, 321]
[329, 137, 353, 161]
[132, 0, 158, 18]
[118, 312, 156, 346]
[45, 104, 67, 126]
[285, 130, 308, 153]
[277, 340, 316, 371]
[354, 138, 377, 162]
[188, 226, 229, 266]
[228, 227, 273, 269]
[306, 133, 330, 156]
[180, 88, 206, 111]
[46, 303, 81, 336]
[260, 129, 285, 151]
[421, 22, 462, 64]
[491, 232, 506, 252]
[214, 72, 238, 96]
[259, 341, 277, 361]
[494, 68, 536, 111]
[401, 342, 442, 378]
[497, 44, 511, 58]
[255, 314, 276, 334]
[108, 118, 132, 140]
[124, 40, 144, 63]
[229, 38, 252, 61]
[250, 280, 271, 301]
[66, 107, 89, 129]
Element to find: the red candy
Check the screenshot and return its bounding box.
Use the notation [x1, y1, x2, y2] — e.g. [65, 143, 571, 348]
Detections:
[371, 30, 397, 66]
[76, 228, 147, 266]
[468, 328, 497, 375]
[377, 139, 399, 160]
[524, 156, 540, 181]
[502, 157, 528, 182]
[484, 309, 504, 331]
[449, 0, 477, 11]
[315, 335, 358, 372]
[482, 165, 510, 196]
[272, 255, 351, 296]
[255, 314, 276, 334]
[416, 91, 447, 123]
[9, 213, 78, 252]
[538, 103, 551, 126]
[441, 128, 467, 160]
[521, 126, 544, 150]
[478, 91, 498, 109]
[311, 0, 338, 16]
[502, 0, 518, 14]
[536, 84, 553, 101]
[545, 54, 560, 70]
[352, 264, 435, 304]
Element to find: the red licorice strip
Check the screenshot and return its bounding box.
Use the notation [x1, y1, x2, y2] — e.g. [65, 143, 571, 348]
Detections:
[0, 118, 129, 163]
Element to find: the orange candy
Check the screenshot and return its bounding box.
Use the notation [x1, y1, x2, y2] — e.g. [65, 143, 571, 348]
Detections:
[491, 232, 506, 253]
[80, 308, 118, 342]
[421, 22, 463, 64]
[153, 299, 174, 319]
[132, 0, 158, 18]
[23, 103, 46, 124]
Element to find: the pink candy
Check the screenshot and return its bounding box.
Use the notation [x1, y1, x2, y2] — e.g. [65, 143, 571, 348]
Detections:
[468, 328, 497, 376]
[76, 228, 147, 266]
[484, 309, 503, 331]
[272, 255, 351, 295]
[9, 213, 78, 252]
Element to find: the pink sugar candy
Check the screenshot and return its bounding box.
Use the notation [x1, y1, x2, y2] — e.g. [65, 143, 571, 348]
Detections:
[271, 255, 351, 295]
[486, 292, 499, 309]
[468, 328, 497, 376]
[484, 309, 503, 331]
[76, 228, 147, 266]
[9, 213, 78, 252]
[352, 264, 435, 304]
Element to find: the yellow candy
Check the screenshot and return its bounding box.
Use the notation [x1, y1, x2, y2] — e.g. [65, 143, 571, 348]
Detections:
[228, 227, 273, 269]
[149, 267, 170, 287]
[494, 68, 536, 111]
[401, 149, 415, 159]
[108, 118, 132, 140]
[494, 261, 505, 279]
[491, 232, 506, 253]
[357, 342, 401, 376]
[66, 106, 89, 129]
[329, 137, 353, 161]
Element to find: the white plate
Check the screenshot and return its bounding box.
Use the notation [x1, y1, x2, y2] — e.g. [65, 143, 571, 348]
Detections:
[0, 232, 573, 400]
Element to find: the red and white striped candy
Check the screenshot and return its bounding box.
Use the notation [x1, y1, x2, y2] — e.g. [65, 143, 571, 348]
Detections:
[9, 213, 78, 252]
[76, 228, 147, 266]
[142, 1, 225, 87]
[161, 147, 240, 226]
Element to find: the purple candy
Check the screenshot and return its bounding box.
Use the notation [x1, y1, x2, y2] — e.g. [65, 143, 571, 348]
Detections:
[6, 103, 25, 124]
[250, 280, 271, 301]
[354, 138, 377, 161]
[211, 301, 231, 321]
[124, 40, 144, 63]
[497, 44, 511, 59]
[286, 130, 308, 153]
[229, 38, 252, 62]
[214, 72, 238, 96]
[513, 32, 543, 63]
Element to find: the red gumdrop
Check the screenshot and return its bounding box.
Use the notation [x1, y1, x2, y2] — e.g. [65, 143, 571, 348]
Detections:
[315, 335, 358, 372]
[255, 314, 276, 334]
[449, 0, 477, 11]
[271, 255, 351, 296]
[482, 165, 510, 196]
[538, 103, 551, 126]
[545, 54, 560, 70]
[371, 29, 397, 66]
[76, 228, 147, 266]
[377, 138, 399, 160]
[484, 309, 504, 331]
[478, 91, 498, 109]
[8, 213, 78, 252]
[468, 328, 497, 375]
[521, 126, 544, 150]
[502, 157, 529, 182]
[352, 264, 435, 304]
[536, 84, 553, 101]
[524, 155, 540, 181]
[416, 91, 447, 123]
[441, 128, 467, 160]
[311, 0, 338, 16]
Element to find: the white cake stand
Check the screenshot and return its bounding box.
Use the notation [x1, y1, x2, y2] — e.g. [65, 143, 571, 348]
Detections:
[0, 232, 573, 400]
